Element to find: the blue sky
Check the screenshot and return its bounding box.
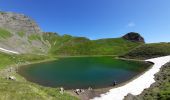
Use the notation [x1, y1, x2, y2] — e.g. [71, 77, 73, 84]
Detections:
[0, 0, 170, 43]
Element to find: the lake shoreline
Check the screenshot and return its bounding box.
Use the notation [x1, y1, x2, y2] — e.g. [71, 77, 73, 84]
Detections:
[0, 58, 58, 78]
[67, 60, 153, 100]
[92, 55, 170, 100]
[18, 56, 152, 100]
[0, 56, 154, 100]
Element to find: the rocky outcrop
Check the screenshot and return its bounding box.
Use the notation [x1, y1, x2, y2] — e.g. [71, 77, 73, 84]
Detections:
[0, 12, 41, 34]
[0, 12, 48, 54]
[122, 32, 145, 43]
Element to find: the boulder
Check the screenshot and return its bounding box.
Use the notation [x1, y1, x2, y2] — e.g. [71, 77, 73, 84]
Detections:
[59, 87, 64, 94]
[8, 76, 16, 80]
[124, 93, 138, 100]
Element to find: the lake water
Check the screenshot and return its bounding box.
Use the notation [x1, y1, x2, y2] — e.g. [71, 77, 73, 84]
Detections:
[18, 57, 149, 89]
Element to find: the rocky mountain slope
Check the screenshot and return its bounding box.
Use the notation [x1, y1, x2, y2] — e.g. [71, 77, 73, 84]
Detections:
[0, 12, 49, 54]
[0, 12, 41, 34]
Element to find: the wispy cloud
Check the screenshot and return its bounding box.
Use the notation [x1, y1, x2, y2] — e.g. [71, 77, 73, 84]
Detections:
[127, 22, 136, 27]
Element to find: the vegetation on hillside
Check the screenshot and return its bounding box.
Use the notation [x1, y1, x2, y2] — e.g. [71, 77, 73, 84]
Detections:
[0, 53, 16, 69]
[43, 32, 142, 56]
[17, 31, 25, 37]
[0, 78, 78, 100]
[28, 34, 41, 41]
[0, 28, 13, 39]
[0, 52, 78, 100]
[122, 43, 170, 59]
[0, 27, 49, 54]
[0, 52, 51, 69]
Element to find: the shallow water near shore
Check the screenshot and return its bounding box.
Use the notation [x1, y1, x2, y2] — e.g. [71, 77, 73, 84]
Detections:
[18, 57, 148, 89]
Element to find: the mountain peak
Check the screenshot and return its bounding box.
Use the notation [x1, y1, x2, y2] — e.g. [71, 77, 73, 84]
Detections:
[122, 32, 145, 43]
[0, 12, 41, 34]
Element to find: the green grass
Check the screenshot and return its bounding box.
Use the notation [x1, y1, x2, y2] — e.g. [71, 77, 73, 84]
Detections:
[17, 31, 25, 37]
[28, 34, 41, 41]
[0, 78, 78, 100]
[0, 53, 16, 69]
[0, 53, 52, 69]
[122, 42, 170, 59]
[0, 28, 13, 39]
[55, 38, 141, 56]
[43, 32, 142, 56]
[17, 54, 55, 63]
[0, 52, 78, 100]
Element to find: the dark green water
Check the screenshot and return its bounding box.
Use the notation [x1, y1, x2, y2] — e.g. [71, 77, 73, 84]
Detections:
[18, 57, 148, 89]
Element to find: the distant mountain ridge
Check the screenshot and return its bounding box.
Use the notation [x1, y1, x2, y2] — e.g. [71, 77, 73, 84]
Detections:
[0, 12, 144, 55]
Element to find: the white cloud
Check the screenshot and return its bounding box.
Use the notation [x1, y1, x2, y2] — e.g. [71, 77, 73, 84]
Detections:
[127, 22, 136, 27]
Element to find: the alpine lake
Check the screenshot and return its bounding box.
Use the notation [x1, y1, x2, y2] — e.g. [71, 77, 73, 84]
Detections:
[18, 56, 151, 90]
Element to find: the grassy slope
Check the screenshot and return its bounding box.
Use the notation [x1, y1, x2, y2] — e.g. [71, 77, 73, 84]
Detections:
[0, 28, 13, 39]
[0, 53, 78, 100]
[0, 78, 78, 100]
[122, 43, 170, 59]
[43, 32, 142, 56]
[0, 53, 16, 69]
[0, 52, 52, 69]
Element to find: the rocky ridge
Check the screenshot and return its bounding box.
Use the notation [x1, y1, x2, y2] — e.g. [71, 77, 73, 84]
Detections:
[0, 12, 48, 54]
[0, 12, 41, 34]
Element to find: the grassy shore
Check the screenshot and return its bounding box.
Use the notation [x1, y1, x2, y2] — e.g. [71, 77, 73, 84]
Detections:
[0, 53, 152, 100]
[1, 51, 169, 100]
[0, 53, 78, 100]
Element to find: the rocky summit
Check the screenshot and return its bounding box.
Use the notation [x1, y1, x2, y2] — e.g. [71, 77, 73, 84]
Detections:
[0, 12, 48, 54]
[0, 12, 41, 34]
[122, 32, 145, 43]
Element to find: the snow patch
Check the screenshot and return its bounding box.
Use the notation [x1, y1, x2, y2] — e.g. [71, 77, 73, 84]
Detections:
[0, 47, 19, 54]
[92, 55, 170, 100]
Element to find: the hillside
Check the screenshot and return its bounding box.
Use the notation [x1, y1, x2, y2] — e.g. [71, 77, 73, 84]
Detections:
[0, 12, 144, 56]
[122, 43, 170, 59]
[0, 12, 49, 54]
[43, 32, 143, 56]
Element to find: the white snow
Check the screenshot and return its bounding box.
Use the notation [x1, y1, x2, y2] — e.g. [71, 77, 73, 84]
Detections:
[0, 47, 19, 54]
[92, 55, 170, 100]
